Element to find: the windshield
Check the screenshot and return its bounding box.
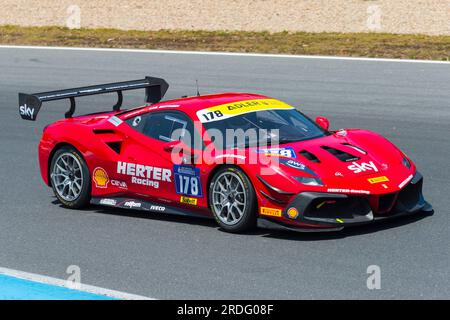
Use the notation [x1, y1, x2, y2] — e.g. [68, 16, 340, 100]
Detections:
[202, 108, 328, 149]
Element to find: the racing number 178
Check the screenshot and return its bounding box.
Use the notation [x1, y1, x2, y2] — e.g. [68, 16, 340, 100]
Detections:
[178, 175, 199, 196]
[201, 110, 223, 122]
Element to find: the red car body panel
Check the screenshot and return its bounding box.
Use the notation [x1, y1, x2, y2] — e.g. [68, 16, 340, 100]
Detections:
[34, 90, 431, 231]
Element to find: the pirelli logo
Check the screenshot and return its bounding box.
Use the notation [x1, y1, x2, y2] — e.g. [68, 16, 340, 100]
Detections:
[367, 176, 389, 184]
[180, 196, 198, 205]
[260, 207, 282, 217]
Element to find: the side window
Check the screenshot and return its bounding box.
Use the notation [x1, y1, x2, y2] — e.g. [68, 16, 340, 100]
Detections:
[124, 114, 147, 132]
[143, 113, 186, 142]
[141, 111, 201, 149]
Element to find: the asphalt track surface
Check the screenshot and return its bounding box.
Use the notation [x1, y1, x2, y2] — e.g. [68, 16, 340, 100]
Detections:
[0, 47, 449, 299]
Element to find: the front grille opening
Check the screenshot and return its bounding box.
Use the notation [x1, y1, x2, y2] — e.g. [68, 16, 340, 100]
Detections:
[106, 141, 122, 154]
[321, 146, 360, 162]
[299, 150, 320, 163]
[305, 197, 370, 220]
[397, 178, 422, 210]
[378, 193, 397, 213]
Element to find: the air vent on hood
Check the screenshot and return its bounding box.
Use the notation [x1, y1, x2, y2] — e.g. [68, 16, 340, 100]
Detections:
[341, 143, 367, 155]
[106, 141, 122, 154]
[321, 146, 359, 162]
[299, 150, 320, 163]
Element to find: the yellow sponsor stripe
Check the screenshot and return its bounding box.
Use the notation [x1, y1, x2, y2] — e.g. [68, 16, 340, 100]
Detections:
[197, 98, 294, 123]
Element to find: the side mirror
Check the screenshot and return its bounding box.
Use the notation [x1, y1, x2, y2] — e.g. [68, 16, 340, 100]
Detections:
[315, 116, 330, 131]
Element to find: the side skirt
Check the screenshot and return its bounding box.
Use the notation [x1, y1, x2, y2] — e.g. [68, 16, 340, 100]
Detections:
[90, 196, 208, 219]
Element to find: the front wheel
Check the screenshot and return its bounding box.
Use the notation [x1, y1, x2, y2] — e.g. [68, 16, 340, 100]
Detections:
[209, 166, 257, 233]
[50, 146, 91, 208]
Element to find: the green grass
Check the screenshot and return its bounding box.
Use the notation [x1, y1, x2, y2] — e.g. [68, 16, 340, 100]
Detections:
[1, 25, 449, 60]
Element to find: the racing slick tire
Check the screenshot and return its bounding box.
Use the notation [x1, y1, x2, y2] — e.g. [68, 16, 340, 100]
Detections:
[209, 166, 257, 233]
[50, 146, 91, 209]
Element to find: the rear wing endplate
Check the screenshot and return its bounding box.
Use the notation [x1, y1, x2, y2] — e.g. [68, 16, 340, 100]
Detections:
[18, 76, 169, 121]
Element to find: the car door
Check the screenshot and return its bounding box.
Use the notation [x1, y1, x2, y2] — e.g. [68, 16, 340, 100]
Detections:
[117, 110, 204, 205]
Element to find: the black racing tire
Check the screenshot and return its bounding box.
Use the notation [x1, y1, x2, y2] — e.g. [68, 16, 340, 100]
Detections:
[49, 146, 91, 209]
[209, 166, 257, 233]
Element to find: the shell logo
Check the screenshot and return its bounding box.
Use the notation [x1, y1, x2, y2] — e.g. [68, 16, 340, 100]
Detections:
[287, 207, 299, 219]
[93, 167, 109, 188]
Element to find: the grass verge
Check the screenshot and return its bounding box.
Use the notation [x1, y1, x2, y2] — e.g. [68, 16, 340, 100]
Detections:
[1, 25, 449, 60]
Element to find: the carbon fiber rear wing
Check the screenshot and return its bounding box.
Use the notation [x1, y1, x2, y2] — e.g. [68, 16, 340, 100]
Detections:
[18, 76, 169, 121]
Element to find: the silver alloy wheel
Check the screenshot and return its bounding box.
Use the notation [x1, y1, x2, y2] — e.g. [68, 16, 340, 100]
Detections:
[212, 171, 247, 226]
[51, 152, 83, 202]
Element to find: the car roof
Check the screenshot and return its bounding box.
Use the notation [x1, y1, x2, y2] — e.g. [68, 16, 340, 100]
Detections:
[119, 92, 270, 120]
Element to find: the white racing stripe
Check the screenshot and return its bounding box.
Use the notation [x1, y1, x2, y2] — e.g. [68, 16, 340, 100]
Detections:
[0, 45, 449, 64]
[0, 267, 153, 300]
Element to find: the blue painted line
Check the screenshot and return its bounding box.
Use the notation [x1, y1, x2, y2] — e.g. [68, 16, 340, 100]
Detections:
[0, 274, 115, 300]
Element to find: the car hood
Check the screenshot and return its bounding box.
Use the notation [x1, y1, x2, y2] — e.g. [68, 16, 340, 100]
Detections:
[248, 129, 415, 194]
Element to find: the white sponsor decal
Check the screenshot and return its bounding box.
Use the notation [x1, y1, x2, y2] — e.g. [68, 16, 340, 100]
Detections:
[131, 176, 159, 188]
[149, 104, 180, 110]
[215, 154, 246, 160]
[117, 161, 171, 188]
[99, 198, 117, 206]
[108, 116, 123, 127]
[150, 205, 165, 212]
[327, 188, 371, 195]
[347, 161, 379, 174]
[284, 160, 306, 170]
[398, 174, 414, 189]
[19, 104, 35, 119]
[111, 180, 128, 189]
[132, 116, 142, 127]
[123, 201, 141, 209]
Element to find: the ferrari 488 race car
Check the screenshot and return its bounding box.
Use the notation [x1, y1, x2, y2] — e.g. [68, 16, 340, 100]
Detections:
[19, 76, 433, 233]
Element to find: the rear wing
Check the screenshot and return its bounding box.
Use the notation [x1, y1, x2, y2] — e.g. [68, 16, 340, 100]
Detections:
[18, 76, 169, 121]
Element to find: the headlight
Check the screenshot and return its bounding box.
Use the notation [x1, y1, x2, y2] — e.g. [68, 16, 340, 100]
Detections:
[293, 176, 323, 186]
[402, 157, 411, 169]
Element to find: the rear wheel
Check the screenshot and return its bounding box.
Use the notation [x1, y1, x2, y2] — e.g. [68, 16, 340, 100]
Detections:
[50, 146, 91, 208]
[209, 166, 257, 233]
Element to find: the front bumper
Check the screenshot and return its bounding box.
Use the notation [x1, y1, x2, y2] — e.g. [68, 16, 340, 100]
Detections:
[258, 171, 433, 232]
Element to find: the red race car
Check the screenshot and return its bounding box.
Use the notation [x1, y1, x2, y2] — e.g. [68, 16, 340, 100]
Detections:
[19, 76, 433, 233]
